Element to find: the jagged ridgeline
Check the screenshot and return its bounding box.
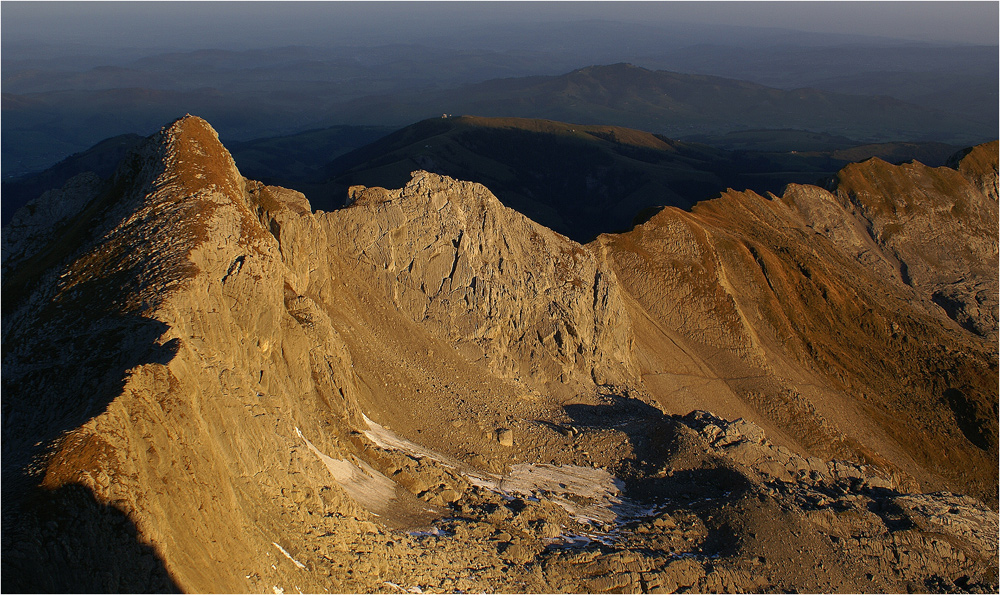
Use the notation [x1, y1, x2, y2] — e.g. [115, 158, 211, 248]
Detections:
[2, 116, 997, 593]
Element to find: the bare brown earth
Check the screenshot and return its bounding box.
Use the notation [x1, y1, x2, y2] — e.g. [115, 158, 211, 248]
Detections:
[2, 116, 997, 593]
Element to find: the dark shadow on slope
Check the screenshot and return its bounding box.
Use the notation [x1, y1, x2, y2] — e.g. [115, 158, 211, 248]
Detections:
[3, 123, 201, 592]
[1, 483, 181, 593]
[2, 316, 179, 484]
[565, 395, 754, 556]
[943, 388, 992, 451]
[563, 394, 754, 553]
[627, 467, 754, 508]
[562, 394, 752, 495]
[563, 392, 665, 424]
[1, 134, 144, 226]
[931, 290, 988, 338]
[3, 128, 180, 477]
[865, 495, 915, 533]
[3, 178, 183, 592]
[562, 393, 676, 477]
[1, 314, 181, 594]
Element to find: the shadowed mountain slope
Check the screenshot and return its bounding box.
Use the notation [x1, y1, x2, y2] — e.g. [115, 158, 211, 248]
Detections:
[4, 114, 967, 243]
[226, 125, 397, 193]
[0, 133, 144, 225]
[324, 116, 758, 241]
[5, 36, 993, 179]
[2, 116, 996, 592]
[322, 115, 962, 243]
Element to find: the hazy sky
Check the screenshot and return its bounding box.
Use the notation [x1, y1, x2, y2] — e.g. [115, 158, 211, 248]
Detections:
[2, 1, 998, 50]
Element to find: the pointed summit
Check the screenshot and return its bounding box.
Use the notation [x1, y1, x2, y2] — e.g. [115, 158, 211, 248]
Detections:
[126, 114, 246, 201]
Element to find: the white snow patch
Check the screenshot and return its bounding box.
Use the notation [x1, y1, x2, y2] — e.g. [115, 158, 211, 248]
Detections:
[408, 526, 449, 538]
[469, 463, 658, 526]
[502, 463, 623, 524]
[363, 414, 460, 467]
[357, 416, 661, 539]
[296, 427, 397, 513]
[544, 531, 618, 548]
[272, 542, 306, 569]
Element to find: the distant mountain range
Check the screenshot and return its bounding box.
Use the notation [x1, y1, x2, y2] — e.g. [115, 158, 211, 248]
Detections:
[331, 64, 991, 144]
[4, 54, 993, 178]
[638, 43, 997, 119]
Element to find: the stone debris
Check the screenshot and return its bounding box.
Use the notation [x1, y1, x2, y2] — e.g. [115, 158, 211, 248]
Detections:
[495, 428, 514, 447]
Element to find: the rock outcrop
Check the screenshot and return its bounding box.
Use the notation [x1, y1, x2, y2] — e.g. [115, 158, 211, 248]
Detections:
[2, 116, 997, 593]
[330, 174, 636, 397]
[827, 151, 998, 341]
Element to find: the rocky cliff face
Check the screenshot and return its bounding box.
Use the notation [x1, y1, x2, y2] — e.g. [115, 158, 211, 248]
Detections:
[828, 151, 999, 342]
[328, 173, 636, 397]
[3, 116, 997, 593]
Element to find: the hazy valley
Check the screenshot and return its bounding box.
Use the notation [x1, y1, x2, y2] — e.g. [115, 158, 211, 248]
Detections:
[3, 23, 996, 179]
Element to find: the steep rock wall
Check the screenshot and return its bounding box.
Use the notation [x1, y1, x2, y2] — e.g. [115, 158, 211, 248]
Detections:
[324, 172, 637, 398]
